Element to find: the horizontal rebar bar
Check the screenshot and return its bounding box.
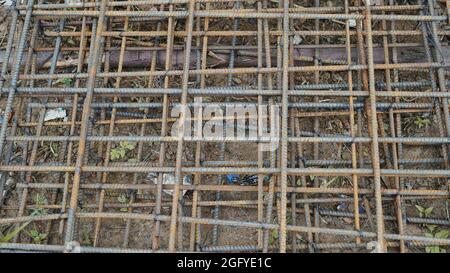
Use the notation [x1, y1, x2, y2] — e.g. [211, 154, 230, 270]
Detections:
[1, 0, 449, 253]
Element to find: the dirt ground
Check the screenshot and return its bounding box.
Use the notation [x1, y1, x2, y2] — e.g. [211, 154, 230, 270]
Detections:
[1, 1, 450, 253]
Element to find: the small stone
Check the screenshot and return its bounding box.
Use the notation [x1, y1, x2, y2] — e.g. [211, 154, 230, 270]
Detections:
[293, 35, 303, 45]
[1, 174, 16, 200]
[343, 217, 353, 224]
[232, 77, 242, 85]
[348, 19, 357, 28]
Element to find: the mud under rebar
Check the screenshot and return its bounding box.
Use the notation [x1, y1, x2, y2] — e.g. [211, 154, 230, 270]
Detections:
[0, 0, 449, 253]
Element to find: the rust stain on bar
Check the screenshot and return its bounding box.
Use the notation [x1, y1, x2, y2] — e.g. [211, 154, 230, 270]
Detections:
[0, 0, 449, 253]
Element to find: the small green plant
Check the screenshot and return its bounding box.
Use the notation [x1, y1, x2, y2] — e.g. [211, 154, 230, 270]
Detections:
[66, 37, 76, 46]
[295, 234, 305, 242]
[31, 193, 48, 216]
[415, 205, 433, 218]
[49, 142, 59, 158]
[110, 141, 136, 161]
[28, 229, 47, 244]
[27, 194, 48, 243]
[0, 222, 31, 243]
[426, 224, 438, 233]
[0, 194, 49, 244]
[61, 77, 73, 87]
[269, 229, 278, 245]
[82, 225, 92, 245]
[425, 229, 449, 253]
[117, 194, 128, 212]
[414, 116, 431, 129]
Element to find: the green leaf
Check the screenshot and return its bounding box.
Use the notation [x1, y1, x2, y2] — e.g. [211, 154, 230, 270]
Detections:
[425, 224, 437, 233]
[414, 117, 431, 129]
[120, 208, 128, 212]
[29, 229, 39, 238]
[67, 38, 75, 46]
[35, 193, 47, 206]
[271, 229, 279, 240]
[62, 77, 73, 87]
[117, 194, 127, 203]
[119, 149, 126, 159]
[0, 221, 31, 243]
[424, 207, 434, 216]
[426, 224, 438, 233]
[430, 246, 441, 253]
[415, 205, 424, 213]
[110, 148, 126, 160]
[435, 230, 449, 239]
[425, 232, 434, 238]
[120, 141, 135, 151]
[269, 229, 279, 245]
[28, 229, 47, 243]
[425, 246, 442, 253]
[110, 149, 119, 160]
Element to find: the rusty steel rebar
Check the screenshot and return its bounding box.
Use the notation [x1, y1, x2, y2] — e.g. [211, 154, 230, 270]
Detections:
[0, 0, 450, 253]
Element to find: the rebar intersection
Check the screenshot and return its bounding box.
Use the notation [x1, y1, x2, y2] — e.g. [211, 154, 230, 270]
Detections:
[0, 0, 449, 253]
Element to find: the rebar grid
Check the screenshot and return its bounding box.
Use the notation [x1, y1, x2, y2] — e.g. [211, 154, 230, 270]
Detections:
[0, 0, 449, 253]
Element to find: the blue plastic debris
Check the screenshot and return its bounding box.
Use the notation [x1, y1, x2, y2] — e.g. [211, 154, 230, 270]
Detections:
[359, 205, 365, 214]
[226, 174, 272, 185]
[226, 174, 240, 184]
[240, 175, 258, 185]
[337, 203, 346, 211]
